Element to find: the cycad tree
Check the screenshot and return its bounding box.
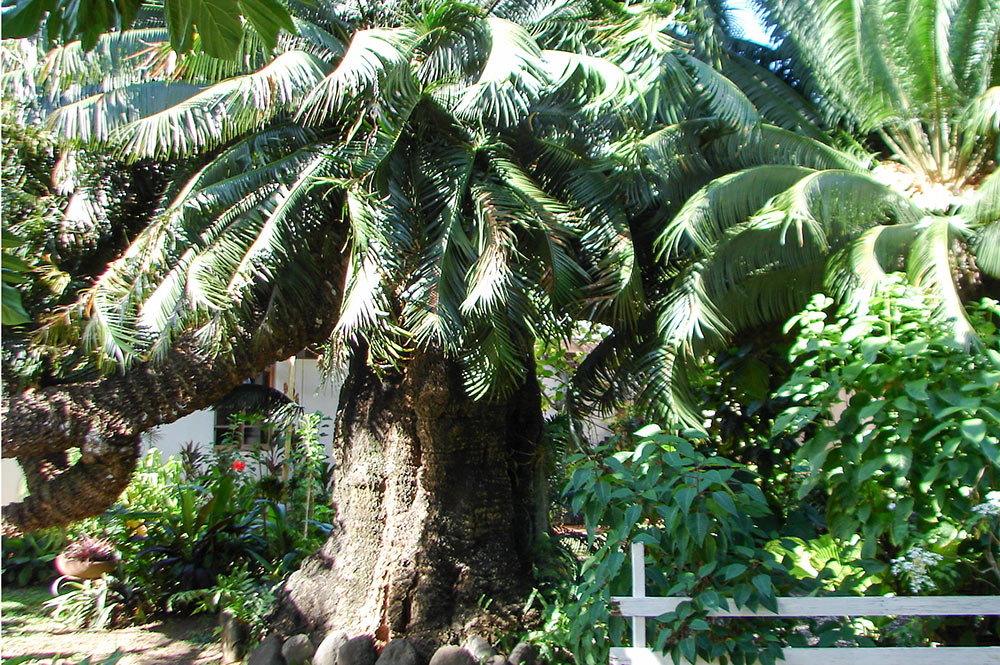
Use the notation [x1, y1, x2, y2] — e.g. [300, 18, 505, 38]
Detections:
[1, 0, 751, 645]
[572, 0, 1000, 427]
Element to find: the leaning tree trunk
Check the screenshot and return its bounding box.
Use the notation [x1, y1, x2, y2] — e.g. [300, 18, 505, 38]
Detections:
[278, 349, 547, 653]
[1, 280, 340, 535]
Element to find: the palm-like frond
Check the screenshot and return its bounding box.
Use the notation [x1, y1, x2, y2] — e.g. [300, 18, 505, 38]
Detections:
[47, 81, 206, 144]
[541, 50, 641, 115]
[111, 51, 331, 161]
[680, 53, 761, 134]
[447, 17, 548, 127]
[296, 26, 419, 127]
[719, 52, 828, 140]
[656, 165, 815, 260]
[907, 215, 976, 343]
[960, 170, 1000, 277]
[703, 125, 870, 174]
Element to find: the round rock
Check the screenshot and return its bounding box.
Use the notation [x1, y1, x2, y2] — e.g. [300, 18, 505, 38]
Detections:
[508, 642, 538, 665]
[462, 636, 495, 663]
[314, 630, 350, 665]
[247, 633, 284, 665]
[376, 638, 422, 665]
[339, 635, 377, 665]
[282, 634, 316, 665]
[429, 645, 477, 665]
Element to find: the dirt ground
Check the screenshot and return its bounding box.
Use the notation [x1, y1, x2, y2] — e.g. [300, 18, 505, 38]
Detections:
[2, 587, 224, 665]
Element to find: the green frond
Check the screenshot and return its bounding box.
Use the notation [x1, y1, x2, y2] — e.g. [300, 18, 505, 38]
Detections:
[46, 81, 206, 144]
[448, 17, 548, 127]
[538, 146, 645, 325]
[541, 50, 641, 114]
[285, 16, 347, 61]
[218, 152, 334, 299]
[460, 314, 529, 400]
[491, 0, 593, 26]
[656, 260, 732, 349]
[335, 189, 396, 344]
[110, 51, 332, 161]
[412, 1, 488, 85]
[296, 27, 419, 127]
[957, 168, 1000, 227]
[962, 86, 1000, 136]
[703, 124, 870, 173]
[604, 4, 684, 72]
[906, 215, 976, 343]
[402, 139, 478, 351]
[756, 0, 899, 131]
[79, 288, 146, 369]
[165, 30, 272, 83]
[656, 165, 815, 261]
[825, 223, 921, 305]
[747, 170, 923, 257]
[38, 29, 171, 90]
[712, 259, 826, 334]
[973, 219, 1000, 278]
[461, 181, 519, 316]
[569, 325, 649, 418]
[680, 53, 761, 134]
[720, 53, 828, 141]
[486, 152, 586, 307]
[944, 0, 1000, 97]
[634, 122, 712, 191]
[960, 170, 1000, 277]
[633, 343, 703, 429]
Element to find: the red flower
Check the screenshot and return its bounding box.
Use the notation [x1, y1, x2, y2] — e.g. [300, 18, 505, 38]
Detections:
[232, 459, 246, 472]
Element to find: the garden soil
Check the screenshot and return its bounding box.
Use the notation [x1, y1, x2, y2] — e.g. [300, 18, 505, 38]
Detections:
[1, 610, 223, 664]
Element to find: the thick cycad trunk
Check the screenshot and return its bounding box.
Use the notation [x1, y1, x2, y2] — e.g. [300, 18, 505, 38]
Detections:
[279, 349, 546, 652]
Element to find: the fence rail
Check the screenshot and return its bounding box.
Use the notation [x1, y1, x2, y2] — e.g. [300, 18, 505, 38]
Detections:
[610, 542, 1000, 665]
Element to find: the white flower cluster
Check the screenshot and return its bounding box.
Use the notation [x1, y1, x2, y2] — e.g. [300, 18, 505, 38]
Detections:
[972, 491, 1000, 518]
[891, 547, 943, 593]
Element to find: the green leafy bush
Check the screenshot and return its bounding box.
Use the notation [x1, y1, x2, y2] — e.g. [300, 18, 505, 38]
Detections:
[1, 529, 66, 586]
[774, 284, 1000, 595]
[563, 426, 811, 665]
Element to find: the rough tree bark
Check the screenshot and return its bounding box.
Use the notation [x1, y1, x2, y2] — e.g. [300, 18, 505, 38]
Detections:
[1, 281, 340, 534]
[278, 348, 548, 653]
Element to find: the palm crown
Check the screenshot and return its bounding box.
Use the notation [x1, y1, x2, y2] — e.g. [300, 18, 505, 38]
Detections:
[18, 0, 766, 398]
[573, 0, 1000, 425]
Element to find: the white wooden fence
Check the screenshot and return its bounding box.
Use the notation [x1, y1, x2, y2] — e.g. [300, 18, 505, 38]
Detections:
[611, 542, 1000, 665]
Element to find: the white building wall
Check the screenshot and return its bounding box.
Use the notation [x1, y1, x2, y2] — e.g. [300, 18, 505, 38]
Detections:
[142, 357, 344, 460]
[142, 409, 217, 459]
[2, 459, 26, 505]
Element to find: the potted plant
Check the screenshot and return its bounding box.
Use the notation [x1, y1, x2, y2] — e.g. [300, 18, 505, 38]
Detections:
[55, 535, 120, 579]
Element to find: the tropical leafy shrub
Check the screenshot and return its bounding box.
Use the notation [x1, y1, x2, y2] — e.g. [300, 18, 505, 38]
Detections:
[32, 410, 334, 626]
[44, 575, 145, 629]
[1, 529, 67, 586]
[774, 283, 1000, 596]
[168, 564, 277, 643]
[563, 427, 825, 665]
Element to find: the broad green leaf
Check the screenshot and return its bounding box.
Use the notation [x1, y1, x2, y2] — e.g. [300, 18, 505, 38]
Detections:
[165, 0, 197, 53]
[1, 283, 30, 325]
[196, 0, 243, 59]
[238, 0, 294, 50]
[961, 418, 987, 444]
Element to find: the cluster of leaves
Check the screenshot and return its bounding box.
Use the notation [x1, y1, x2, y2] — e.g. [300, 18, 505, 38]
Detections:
[168, 564, 277, 643]
[563, 427, 819, 665]
[0, 528, 67, 586]
[773, 281, 1000, 595]
[557, 280, 1000, 659]
[0, 0, 293, 58]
